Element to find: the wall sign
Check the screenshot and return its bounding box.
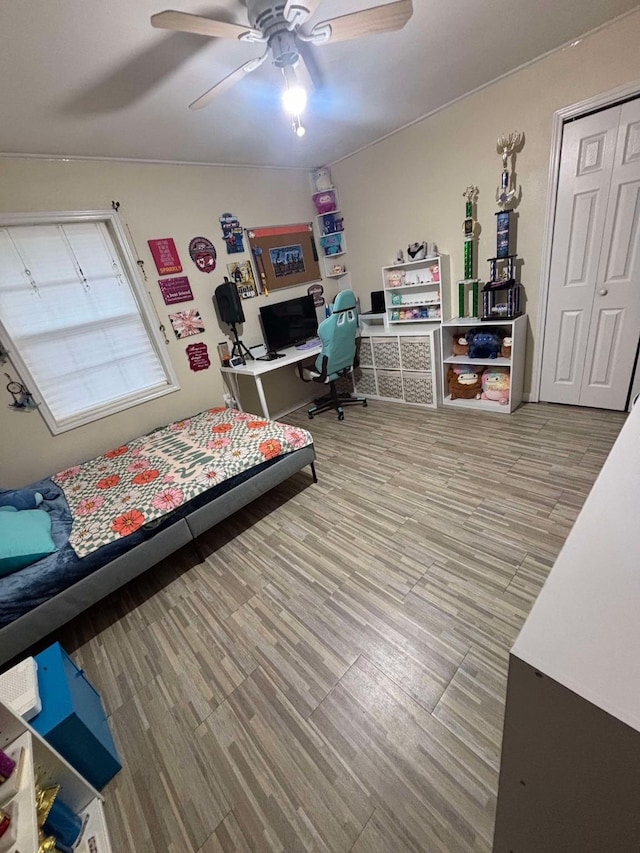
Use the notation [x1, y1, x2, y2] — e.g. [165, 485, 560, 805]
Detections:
[158, 276, 193, 305]
[169, 310, 205, 339]
[186, 342, 211, 371]
[307, 283, 324, 307]
[148, 238, 182, 275]
[227, 260, 257, 299]
[219, 212, 245, 254]
[188, 236, 217, 273]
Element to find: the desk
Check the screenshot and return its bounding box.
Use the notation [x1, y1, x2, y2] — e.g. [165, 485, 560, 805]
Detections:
[220, 342, 322, 419]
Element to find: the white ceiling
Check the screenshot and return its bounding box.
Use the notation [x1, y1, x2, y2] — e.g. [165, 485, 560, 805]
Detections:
[1, 0, 638, 169]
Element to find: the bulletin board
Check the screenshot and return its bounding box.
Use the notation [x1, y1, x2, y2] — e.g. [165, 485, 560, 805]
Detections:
[246, 222, 321, 293]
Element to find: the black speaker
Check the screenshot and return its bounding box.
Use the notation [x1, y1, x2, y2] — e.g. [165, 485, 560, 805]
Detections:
[215, 278, 245, 324]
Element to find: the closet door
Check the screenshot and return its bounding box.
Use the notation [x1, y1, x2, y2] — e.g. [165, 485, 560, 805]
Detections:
[540, 106, 620, 405]
[580, 99, 640, 409]
[541, 99, 640, 410]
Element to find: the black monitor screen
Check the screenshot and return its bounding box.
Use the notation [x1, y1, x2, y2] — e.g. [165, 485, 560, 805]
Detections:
[259, 295, 318, 352]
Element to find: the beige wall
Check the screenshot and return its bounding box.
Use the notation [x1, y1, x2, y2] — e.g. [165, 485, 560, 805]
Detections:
[0, 158, 319, 486]
[331, 10, 640, 397]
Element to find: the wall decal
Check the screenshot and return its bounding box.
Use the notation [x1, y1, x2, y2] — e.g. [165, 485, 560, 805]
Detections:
[188, 236, 217, 273]
[158, 276, 194, 305]
[186, 342, 211, 371]
[219, 212, 244, 254]
[148, 238, 182, 275]
[168, 309, 205, 339]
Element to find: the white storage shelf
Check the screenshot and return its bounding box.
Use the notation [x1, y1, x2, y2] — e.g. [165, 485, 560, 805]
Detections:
[439, 314, 526, 414]
[355, 324, 441, 408]
[382, 256, 449, 325]
[0, 700, 113, 853]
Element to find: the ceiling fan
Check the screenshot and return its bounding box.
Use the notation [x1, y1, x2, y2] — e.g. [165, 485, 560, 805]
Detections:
[151, 0, 413, 133]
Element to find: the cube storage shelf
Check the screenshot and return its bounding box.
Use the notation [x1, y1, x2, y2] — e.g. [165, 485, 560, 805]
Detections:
[0, 699, 113, 853]
[355, 325, 441, 408]
[381, 255, 449, 325]
[440, 315, 527, 413]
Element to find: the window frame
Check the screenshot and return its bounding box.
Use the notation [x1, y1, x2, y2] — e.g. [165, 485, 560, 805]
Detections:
[0, 209, 180, 434]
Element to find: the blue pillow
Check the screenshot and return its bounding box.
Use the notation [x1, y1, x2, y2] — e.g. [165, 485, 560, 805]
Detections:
[0, 509, 57, 576]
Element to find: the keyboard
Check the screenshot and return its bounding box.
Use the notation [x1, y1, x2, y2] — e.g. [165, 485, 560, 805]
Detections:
[296, 338, 321, 350]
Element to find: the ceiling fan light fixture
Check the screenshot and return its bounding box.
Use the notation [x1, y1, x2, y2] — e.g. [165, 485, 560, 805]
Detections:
[292, 116, 306, 137]
[281, 65, 307, 115]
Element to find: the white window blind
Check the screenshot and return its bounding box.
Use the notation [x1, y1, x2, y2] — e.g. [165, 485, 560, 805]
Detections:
[0, 215, 178, 433]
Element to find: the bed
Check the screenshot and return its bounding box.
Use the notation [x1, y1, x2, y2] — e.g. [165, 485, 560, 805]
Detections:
[0, 407, 315, 666]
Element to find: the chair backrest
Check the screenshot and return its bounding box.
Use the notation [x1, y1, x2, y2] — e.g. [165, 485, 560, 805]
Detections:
[315, 290, 359, 380]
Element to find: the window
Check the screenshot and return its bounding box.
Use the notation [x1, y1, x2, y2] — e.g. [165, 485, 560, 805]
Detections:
[0, 211, 179, 434]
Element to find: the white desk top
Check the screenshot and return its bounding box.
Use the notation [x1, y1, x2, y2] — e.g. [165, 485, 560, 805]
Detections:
[219, 342, 322, 377]
[512, 402, 640, 732]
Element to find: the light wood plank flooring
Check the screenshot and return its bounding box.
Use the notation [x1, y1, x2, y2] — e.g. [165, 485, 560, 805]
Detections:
[57, 402, 626, 852]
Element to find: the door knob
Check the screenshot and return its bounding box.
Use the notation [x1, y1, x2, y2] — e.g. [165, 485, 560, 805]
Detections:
[599, 288, 608, 296]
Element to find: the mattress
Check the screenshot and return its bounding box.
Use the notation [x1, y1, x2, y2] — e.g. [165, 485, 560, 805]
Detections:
[0, 449, 310, 631]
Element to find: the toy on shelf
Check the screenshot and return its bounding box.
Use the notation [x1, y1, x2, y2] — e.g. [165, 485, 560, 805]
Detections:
[447, 364, 483, 399]
[452, 335, 469, 357]
[319, 233, 344, 256]
[386, 270, 406, 288]
[313, 190, 338, 215]
[311, 166, 333, 193]
[320, 212, 344, 234]
[481, 366, 510, 404]
[407, 242, 428, 260]
[467, 327, 504, 359]
[501, 336, 512, 359]
[332, 263, 346, 275]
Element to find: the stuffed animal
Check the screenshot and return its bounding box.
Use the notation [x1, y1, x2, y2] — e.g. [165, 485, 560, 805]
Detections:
[447, 365, 483, 400]
[0, 488, 46, 510]
[407, 242, 428, 261]
[311, 167, 333, 193]
[313, 191, 337, 215]
[467, 327, 504, 359]
[501, 336, 512, 359]
[452, 335, 469, 357]
[481, 367, 510, 404]
[387, 270, 405, 288]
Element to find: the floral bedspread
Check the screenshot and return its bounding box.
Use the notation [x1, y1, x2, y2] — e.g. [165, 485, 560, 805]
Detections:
[52, 408, 312, 558]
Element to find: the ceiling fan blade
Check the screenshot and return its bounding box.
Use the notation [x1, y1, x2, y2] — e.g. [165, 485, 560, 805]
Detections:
[188, 52, 268, 111]
[311, 0, 413, 44]
[151, 10, 260, 42]
[283, 0, 323, 28]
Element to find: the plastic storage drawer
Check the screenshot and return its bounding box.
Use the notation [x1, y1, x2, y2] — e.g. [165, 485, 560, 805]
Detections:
[30, 643, 121, 790]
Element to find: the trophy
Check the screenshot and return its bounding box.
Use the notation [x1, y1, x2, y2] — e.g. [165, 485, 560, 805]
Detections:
[458, 186, 480, 318]
[482, 131, 524, 320]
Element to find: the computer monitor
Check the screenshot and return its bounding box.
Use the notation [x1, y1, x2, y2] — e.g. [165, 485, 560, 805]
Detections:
[259, 295, 318, 352]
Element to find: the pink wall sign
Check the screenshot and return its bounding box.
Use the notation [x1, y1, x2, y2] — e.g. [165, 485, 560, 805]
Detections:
[158, 276, 193, 305]
[186, 342, 211, 372]
[148, 238, 183, 275]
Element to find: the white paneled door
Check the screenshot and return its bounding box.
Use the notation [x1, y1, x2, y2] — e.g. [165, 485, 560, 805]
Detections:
[541, 100, 640, 410]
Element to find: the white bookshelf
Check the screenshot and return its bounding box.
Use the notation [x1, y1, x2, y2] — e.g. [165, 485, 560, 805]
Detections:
[381, 255, 449, 325]
[0, 700, 112, 853]
[439, 315, 526, 414]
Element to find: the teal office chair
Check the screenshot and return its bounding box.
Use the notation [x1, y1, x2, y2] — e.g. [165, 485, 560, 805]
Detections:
[297, 290, 367, 420]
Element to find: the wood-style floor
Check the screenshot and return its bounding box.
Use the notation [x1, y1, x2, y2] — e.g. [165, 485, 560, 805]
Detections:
[57, 401, 626, 852]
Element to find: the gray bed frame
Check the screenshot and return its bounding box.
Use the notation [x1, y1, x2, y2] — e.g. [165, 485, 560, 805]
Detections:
[0, 446, 316, 666]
